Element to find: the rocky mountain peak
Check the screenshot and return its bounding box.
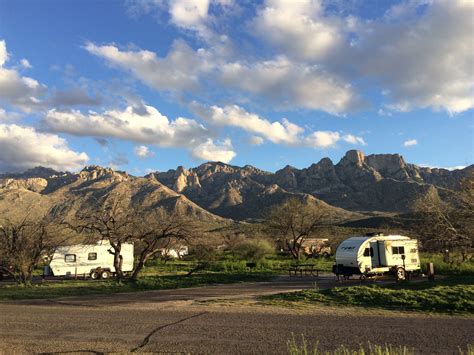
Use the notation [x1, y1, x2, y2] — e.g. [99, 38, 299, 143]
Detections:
[341, 150, 366, 165]
[79, 165, 128, 183]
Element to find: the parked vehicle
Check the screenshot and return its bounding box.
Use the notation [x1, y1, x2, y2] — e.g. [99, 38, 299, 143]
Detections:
[47, 241, 134, 279]
[302, 238, 332, 258]
[333, 233, 421, 280]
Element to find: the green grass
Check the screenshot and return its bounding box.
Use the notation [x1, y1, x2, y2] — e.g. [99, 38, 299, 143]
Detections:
[420, 253, 474, 276]
[287, 335, 415, 355]
[0, 272, 274, 301]
[262, 276, 474, 314]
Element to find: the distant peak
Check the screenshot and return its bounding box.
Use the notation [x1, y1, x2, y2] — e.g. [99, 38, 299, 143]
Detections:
[342, 150, 365, 164]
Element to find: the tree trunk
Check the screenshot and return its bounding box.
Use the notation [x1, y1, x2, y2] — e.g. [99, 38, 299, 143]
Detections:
[112, 243, 124, 279]
[131, 259, 145, 281]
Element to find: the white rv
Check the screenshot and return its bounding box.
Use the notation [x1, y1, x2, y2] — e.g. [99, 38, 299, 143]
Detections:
[333, 234, 421, 280]
[48, 241, 134, 279]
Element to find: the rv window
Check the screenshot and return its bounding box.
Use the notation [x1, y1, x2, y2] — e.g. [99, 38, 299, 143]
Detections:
[88, 252, 97, 261]
[64, 254, 76, 263]
[363, 247, 374, 257]
[410, 248, 417, 253]
[392, 246, 405, 255]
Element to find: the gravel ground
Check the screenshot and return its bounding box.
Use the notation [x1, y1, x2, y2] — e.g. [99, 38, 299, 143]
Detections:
[0, 276, 472, 354]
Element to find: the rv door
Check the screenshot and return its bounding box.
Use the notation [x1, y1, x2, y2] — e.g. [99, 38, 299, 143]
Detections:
[369, 241, 380, 268]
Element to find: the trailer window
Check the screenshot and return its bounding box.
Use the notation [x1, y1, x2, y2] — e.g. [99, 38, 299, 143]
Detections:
[88, 252, 97, 261]
[363, 247, 374, 257]
[392, 246, 405, 255]
[64, 254, 76, 263]
[410, 248, 417, 253]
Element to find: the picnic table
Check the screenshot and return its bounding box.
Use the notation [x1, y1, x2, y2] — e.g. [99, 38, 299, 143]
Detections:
[288, 264, 320, 277]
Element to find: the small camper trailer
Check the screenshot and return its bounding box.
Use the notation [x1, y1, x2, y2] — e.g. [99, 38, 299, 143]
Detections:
[48, 241, 134, 279]
[333, 234, 421, 280]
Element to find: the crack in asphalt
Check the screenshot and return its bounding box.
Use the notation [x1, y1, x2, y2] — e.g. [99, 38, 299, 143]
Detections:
[46, 299, 99, 308]
[130, 312, 208, 353]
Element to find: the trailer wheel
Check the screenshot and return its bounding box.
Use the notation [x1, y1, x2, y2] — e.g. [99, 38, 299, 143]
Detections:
[100, 270, 111, 279]
[90, 270, 100, 280]
[396, 267, 406, 281]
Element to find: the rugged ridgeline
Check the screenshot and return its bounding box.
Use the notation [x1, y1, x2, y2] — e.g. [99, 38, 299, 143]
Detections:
[0, 166, 224, 224]
[151, 150, 473, 219]
[1, 150, 472, 223]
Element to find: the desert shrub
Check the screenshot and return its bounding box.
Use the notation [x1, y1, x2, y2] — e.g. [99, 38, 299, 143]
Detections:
[234, 238, 275, 262]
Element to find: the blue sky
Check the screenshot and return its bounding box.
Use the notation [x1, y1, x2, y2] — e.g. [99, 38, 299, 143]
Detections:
[0, 0, 472, 174]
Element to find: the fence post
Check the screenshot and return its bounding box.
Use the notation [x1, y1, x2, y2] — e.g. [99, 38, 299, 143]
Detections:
[427, 262, 435, 281]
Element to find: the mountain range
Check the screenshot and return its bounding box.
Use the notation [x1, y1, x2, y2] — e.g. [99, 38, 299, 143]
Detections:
[0, 150, 472, 225]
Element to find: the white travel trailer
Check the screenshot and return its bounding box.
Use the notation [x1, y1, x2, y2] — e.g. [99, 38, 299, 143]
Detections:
[48, 241, 134, 279]
[333, 234, 421, 280]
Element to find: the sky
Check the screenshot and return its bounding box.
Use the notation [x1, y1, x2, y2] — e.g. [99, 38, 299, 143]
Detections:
[0, 0, 472, 175]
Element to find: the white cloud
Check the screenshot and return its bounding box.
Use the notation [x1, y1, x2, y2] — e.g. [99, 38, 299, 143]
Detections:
[253, 0, 343, 61]
[169, 0, 210, 29]
[191, 138, 236, 163]
[418, 164, 467, 171]
[0, 40, 8, 66]
[85, 39, 210, 92]
[0, 124, 88, 173]
[0, 40, 46, 112]
[20, 59, 32, 69]
[349, 0, 474, 114]
[343, 134, 367, 146]
[303, 131, 341, 148]
[220, 57, 359, 114]
[192, 103, 366, 149]
[134, 145, 155, 158]
[0, 108, 22, 121]
[43, 105, 209, 147]
[192, 103, 303, 144]
[403, 139, 418, 147]
[249, 136, 264, 146]
[85, 40, 359, 114]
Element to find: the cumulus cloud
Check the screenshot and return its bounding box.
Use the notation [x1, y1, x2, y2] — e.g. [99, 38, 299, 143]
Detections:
[352, 0, 474, 114]
[0, 40, 47, 111]
[43, 104, 237, 163]
[192, 103, 366, 148]
[253, 0, 343, 61]
[134, 145, 155, 158]
[220, 57, 359, 114]
[0, 124, 88, 173]
[50, 87, 103, 107]
[43, 105, 209, 147]
[85, 40, 210, 92]
[84, 39, 359, 114]
[0, 108, 22, 121]
[20, 59, 32, 69]
[192, 103, 303, 144]
[343, 134, 367, 146]
[191, 138, 236, 163]
[249, 136, 264, 146]
[403, 139, 418, 147]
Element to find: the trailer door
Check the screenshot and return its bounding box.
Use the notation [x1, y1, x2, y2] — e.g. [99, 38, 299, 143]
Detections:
[369, 241, 380, 268]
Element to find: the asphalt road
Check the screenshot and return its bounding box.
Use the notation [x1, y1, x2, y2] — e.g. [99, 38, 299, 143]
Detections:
[0, 276, 473, 354]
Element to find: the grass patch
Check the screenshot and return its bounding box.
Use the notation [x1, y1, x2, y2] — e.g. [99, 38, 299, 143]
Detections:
[262, 276, 474, 314]
[0, 272, 274, 301]
[287, 335, 415, 355]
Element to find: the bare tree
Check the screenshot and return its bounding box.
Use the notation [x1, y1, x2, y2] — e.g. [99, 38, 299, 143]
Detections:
[414, 178, 473, 262]
[266, 198, 331, 259]
[0, 215, 68, 286]
[72, 198, 135, 279]
[130, 209, 195, 280]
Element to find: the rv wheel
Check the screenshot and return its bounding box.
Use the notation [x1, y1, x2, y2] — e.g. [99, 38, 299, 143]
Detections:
[396, 267, 406, 281]
[100, 270, 111, 279]
[90, 271, 99, 280]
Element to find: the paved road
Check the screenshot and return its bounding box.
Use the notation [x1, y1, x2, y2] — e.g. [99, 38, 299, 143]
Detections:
[0, 276, 473, 354]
